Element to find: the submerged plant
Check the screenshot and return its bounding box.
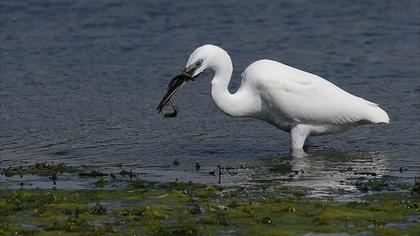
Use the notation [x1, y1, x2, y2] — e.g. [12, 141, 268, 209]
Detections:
[91, 202, 107, 215]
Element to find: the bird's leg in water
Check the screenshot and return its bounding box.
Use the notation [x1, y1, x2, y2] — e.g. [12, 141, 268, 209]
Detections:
[290, 124, 310, 153]
[303, 138, 310, 152]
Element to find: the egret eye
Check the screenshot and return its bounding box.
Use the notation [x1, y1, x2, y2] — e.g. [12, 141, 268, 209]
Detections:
[196, 59, 203, 66]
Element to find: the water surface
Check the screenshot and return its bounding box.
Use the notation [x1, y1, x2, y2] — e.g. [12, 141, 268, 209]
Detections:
[1, 0, 419, 197]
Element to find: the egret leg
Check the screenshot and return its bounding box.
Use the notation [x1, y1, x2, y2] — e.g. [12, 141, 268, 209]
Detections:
[303, 138, 310, 152]
[290, 125, 310, 152]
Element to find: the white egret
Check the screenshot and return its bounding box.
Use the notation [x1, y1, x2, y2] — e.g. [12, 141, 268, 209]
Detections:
[158, 45, 389, 153]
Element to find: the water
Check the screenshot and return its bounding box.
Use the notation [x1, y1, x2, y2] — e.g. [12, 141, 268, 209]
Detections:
[1, 0, 419, 196]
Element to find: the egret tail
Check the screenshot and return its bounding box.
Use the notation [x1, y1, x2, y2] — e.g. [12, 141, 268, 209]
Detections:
[366, 104, 389, 124]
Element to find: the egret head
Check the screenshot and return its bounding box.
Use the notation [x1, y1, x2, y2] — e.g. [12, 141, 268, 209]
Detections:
[182, 58, 204, 78]
[183, 44, 228, 78]
[157, 45, 228, 116]
[183, 45, 212, 78]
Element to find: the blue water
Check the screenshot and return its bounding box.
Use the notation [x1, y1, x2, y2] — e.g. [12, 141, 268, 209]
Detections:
[1, 0, 419, 195]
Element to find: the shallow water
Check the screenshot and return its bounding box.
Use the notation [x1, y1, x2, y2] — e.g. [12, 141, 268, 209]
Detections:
[1, 0, 419, 196]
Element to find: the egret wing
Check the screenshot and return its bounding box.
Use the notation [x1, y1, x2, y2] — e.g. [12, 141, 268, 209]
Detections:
[245, 60, 386, 125]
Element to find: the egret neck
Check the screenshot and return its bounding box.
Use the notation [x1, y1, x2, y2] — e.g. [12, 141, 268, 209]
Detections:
[209, 50, 251, 117]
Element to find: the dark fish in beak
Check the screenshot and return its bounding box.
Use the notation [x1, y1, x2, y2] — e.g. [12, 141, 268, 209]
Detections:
[157, 59, 203, 117]
[157, 74, 193, 117]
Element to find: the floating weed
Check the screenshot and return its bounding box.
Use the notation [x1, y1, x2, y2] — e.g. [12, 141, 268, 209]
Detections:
[91, 203, 107, 215]
[110, 173, 116, 179]
[398, 182, 413, 190]
[277, 185, 308, 198]
[119, 169, 136, 180]
[0, 224, 37, 235]
[2, 162, 73, 177]
[130, 179, 147, 189]
[79, 170, 107, 178]
[34, 162, 67, 172]
[62, 207, 83, 218]
[227, 200, 239, 208]
[173, 158, 180, 166]
[356, 178, 389, 192]
[2, 166, 24, 177]
[155, 224, 199, 236]
[94, 177, 106, 188]
[188, 204, 202, 215]
[412, 180, 420, 194]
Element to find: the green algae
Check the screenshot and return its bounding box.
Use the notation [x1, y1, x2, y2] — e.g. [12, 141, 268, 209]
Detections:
[413, 181, 420, 194]
[355, 178, 389, 192]
[2, 162, 73, 177]
[173, 158, 180, 166]
[78, 170, 108, 178]
[1, 182, 419, 235]
[1, 163, 419, 234]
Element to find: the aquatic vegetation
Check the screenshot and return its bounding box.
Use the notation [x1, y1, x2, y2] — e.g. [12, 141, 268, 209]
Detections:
[0, 182, 418, 235]
[94, 177, 107, 188]
[79, 170, 108, 177]
[119, 169, 136, 180]
[173, 158, 180, 166]
[413, 180, 420, 194]
[1, 164, 419, 234]
[91, 202, 107, 215]
[2, 162, 72, 177]
[355, 178, 390, 193]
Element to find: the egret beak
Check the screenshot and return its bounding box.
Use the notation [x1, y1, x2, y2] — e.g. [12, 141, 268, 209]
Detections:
[182, 59, 203, 78]
[156, 59, 204, 117]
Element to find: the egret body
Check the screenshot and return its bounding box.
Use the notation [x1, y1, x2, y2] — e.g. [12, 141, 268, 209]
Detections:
[163, 45, 389, 153]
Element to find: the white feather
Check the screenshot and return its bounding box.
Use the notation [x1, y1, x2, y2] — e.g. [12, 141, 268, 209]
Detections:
[184, 45, 389, 152]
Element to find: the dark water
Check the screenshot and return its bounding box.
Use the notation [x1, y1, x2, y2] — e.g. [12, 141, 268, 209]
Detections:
[1, 0, 419, 196]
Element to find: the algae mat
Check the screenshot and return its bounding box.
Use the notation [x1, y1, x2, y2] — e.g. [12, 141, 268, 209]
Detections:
[1, 181, 419, 235]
